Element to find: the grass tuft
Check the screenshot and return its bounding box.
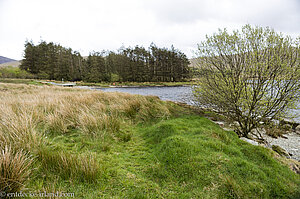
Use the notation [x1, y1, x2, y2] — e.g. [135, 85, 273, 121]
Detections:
[37, 147, 101, 183]
[0, 146, 33, 193]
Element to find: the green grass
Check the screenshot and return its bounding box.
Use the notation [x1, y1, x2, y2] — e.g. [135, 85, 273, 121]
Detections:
[0, 66, 35, 79]
[0, 84, 299, 198]
[0, 78, 43, 85]
[26, 116, 300, 198]
[0, 77, 196, 87]
[141, 116, 300, 198]
[75, 81, 195, 87]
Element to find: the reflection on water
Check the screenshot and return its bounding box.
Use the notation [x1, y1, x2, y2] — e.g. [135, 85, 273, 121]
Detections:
[92, 86, 299, 123]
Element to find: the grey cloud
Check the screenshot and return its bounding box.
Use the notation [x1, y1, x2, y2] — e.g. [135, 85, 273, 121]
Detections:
[143, 0, 214, 24]
[0, 0, 299, 60]
[143, 0, 300, 33]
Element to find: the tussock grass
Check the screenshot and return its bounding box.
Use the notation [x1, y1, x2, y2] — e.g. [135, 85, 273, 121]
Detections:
[0, 83, 179, 193]
[0, 83, 176, 149]
[0, 109, 42, 151]
[37, 147, 100, 183]
[0, 146, 33, 193]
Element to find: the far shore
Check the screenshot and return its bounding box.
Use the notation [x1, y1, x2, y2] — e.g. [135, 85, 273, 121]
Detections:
[0, 78, 197, 87]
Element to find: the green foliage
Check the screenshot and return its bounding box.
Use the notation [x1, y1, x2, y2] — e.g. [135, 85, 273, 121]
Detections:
[194, 24, 300, 138]
[0, 78, 44, 86]
[20, 40, 84, 81]
[110, 73, 120, 82]
[84, 52, 110, 82]
[0, 66, 35, 79]
[20, 40, 190, 82]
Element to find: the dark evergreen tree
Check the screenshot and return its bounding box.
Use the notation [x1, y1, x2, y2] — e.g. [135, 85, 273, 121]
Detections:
[20, 41, 37, 74]
[21, 40, 190, 82]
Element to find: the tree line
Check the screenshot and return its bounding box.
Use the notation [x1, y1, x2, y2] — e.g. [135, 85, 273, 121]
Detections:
[20, 41, 190, 82]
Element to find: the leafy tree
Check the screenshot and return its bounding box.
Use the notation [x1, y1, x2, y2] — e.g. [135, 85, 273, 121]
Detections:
[193, 25, 300, 140]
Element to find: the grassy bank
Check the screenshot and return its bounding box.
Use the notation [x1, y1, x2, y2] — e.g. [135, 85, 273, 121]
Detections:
[0, 83, 299, 198]
[0, 77, 195, 87]
[0, 78, 44, 85]
[76, 81, 196, 87]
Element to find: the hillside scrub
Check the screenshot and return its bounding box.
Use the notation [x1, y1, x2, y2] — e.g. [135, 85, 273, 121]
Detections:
[0, 83, 299, 198]
[0, 66, 35, 79]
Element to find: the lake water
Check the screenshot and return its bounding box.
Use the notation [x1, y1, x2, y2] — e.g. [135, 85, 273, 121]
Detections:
[93, 86, 196, 105]
[89, 86, 299, 123]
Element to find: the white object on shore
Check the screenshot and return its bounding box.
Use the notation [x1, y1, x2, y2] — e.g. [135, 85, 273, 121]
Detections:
[46, 82, 76, 87]
[240, 137, 259, 146]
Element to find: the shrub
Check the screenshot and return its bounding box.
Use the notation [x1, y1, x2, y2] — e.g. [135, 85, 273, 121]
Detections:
[0, 66, 35, 79]
[193, 24, 300, 139]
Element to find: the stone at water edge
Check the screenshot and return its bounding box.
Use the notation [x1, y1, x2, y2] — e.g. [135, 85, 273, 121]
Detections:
[282, 124, 292, 131]
[240, 137, 259, 146]
[213, 121, 225, 127]
[251, 127, 267, 135]
[288, 160, 300, 174]
[295, 125, 300, 135]
[272, 145, 290, 158]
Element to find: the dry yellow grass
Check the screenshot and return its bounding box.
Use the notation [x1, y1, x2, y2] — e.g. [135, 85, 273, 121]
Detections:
[0, 83, 178, 190]
[0, 146, 33, 193]
[0, 83, 174, 151]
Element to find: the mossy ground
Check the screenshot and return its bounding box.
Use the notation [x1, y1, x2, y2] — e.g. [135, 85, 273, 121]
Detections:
[29, 117, 300, 198]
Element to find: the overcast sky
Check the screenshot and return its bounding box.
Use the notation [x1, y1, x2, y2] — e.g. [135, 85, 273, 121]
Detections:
[0, 0, 299, 60]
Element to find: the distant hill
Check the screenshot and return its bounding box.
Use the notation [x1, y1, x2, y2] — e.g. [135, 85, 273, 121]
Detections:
[0, 61, 21, 68]
[0, 56, 21, 68]
[0, 56, 16, 64]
